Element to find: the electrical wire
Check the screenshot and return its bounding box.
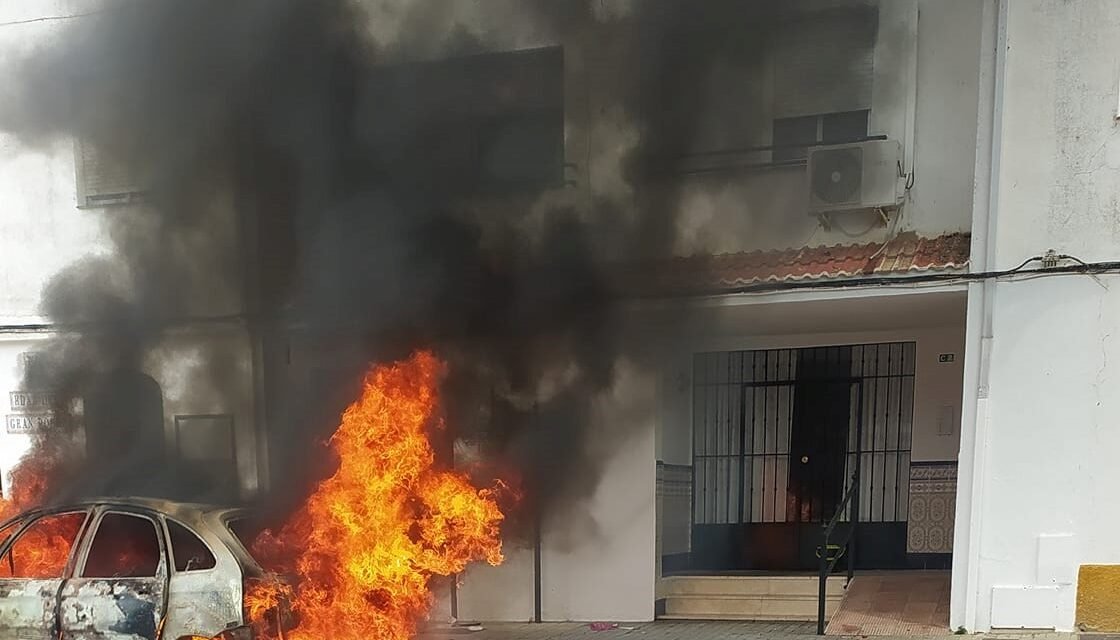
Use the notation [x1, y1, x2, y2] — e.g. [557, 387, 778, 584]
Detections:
[0, 8, 115, 27]
[640, 253, 1120, 299]
[868, 207, 903, 262]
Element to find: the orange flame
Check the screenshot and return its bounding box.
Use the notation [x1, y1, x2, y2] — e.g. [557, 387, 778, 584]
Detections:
[0, 440, 74, 578]
[0, 449, 57, 523]
[0, 511, 84, 579]
[249, 351, 506, 640]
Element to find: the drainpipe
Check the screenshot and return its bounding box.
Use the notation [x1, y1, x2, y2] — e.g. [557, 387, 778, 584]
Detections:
[450, 576, 458, 621]
[533, 514, 543, 623]
[952, 0, 1007, 632]
[903, 2, 920, 200]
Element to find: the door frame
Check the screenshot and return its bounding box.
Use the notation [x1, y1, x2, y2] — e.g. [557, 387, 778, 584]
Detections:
[688, 342, 916, 572]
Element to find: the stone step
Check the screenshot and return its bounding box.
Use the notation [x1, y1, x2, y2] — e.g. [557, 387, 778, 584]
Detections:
[659, 612, 839, 622]
[662, 593, 842, 621]
[662, 575, 846, 598]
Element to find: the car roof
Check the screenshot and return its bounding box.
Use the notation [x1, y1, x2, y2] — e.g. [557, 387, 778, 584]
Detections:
[0, 497, 254, 532]
[72, 496, 241, 513]
[0, 496, 268, 577]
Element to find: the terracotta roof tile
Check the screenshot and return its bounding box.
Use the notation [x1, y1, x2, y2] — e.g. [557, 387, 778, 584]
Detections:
[619, 232, 971, 295]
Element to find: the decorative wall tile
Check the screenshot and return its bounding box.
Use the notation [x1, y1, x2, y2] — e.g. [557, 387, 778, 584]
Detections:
[907, 462, 956, 554]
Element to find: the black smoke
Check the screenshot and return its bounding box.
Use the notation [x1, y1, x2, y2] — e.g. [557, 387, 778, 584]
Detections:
[0, 0, 812, 530]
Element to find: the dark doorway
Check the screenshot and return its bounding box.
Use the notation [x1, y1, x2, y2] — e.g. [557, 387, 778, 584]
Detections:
[788, 348, 854, 528]
[689, 343, 914, 572]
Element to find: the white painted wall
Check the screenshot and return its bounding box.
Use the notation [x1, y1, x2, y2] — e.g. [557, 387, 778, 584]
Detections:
[0, 334, 53, 498]
[0, 2, 114, 322]
[0, 2, 257, 496]
[908, 0, 985, 244]
[454, 360, 658, 623]
[0, 326, 260, 501]
[956, 0, 1120, 631]
[664, 0, 984, 255]
[0, 3, 104, 494]
[466, 0, 983, 257]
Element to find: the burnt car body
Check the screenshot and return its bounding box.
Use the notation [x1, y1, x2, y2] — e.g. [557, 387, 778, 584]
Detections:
[0, 497, 268, 640]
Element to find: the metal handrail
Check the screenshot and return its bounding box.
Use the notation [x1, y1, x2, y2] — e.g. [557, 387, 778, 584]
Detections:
[817, 473, 860, 635]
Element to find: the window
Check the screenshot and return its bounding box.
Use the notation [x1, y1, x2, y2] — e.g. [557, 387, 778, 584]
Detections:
[0, 512, 86, 579]
[771, 7, 878, 117]
[768, 5, 877, 163]
[74, 138, 143, 208]
[477, 110, 564, 191]
[227, 517, 264, 549]
[82, 513, 161, 579]
[167, 519, 216, 572]
[361, 46, 564, 194]
[173, 414, 237, 499]
[772, 110, 870, 162]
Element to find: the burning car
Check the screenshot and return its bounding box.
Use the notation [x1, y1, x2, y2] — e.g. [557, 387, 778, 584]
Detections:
[0, 353, 504, 640]
[0, 497, 288, 640]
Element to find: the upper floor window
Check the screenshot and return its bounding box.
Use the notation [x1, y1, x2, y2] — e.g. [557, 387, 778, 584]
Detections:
[74, 139, 143, 208]
[651, 4, 880, 170]
[773, 109, 870, 162]
[770, 7, 878, 119]
[360, 46, 565, 195]
[768, 7, 878, 164]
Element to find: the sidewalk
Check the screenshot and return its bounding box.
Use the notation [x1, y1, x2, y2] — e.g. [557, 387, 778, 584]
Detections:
[418, 621, 1079, 640]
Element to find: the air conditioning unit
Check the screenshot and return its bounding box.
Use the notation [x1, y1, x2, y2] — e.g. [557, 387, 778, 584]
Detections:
[807, 139, 901, 214]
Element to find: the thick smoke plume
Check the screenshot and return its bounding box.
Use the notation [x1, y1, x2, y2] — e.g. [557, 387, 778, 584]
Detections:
[0, 0, 787, 530]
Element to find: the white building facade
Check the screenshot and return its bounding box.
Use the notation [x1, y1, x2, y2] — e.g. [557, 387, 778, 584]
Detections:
[1, 0, 1119, 633]
[953, 0, 1120, 632]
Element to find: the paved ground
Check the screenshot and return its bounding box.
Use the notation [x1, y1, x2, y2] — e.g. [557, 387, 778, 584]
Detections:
[420, 621, 818, 640]
[826, 572, 951, 636]
[418, 621, 1080, 640]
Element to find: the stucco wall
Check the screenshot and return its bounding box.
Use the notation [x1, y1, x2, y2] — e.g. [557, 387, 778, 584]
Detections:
[0, 2, 258, 498]
[462, 0, 982, 258]
[0, 2, 109, 321]
[0, 326, 260, 501]
[453, 361, 658, 623]
[959, 0, 1120, 631]
[664, 0, 983, 255]
[0, 133, 110, 322]
[0, 334, 52, 498]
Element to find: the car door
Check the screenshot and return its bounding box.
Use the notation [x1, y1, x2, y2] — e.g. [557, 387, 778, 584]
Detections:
[0, 510, 90, 640]
[160, 516, 237, 639]
[59, 509, 169, 640]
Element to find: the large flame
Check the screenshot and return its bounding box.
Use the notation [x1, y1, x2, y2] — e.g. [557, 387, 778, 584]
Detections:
[0, 440, 70, 578]
[250, 351, 506, 640]
[0, 448, 57, 522]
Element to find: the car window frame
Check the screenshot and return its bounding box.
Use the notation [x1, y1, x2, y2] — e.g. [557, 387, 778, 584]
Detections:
[162, 516, 218, 575]
[0, 516, 27, 578]
[0, 516, 26, 555]
[0, 508, 93, 581]
[73, 506, 168, 580]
